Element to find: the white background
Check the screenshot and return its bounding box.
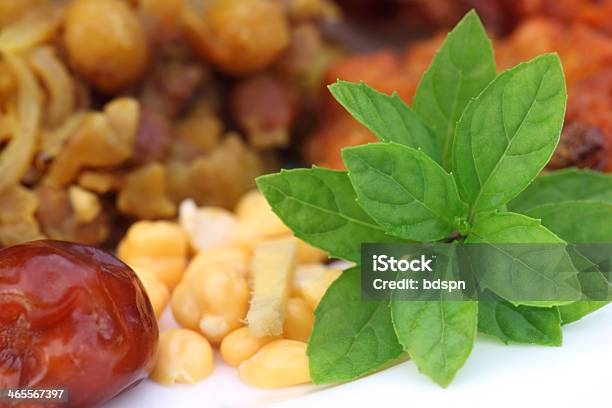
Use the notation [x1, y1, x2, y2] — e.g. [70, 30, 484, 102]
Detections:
[104, 305, 612, 408]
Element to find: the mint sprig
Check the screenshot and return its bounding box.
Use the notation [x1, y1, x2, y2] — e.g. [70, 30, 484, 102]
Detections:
[256, 10, 612, 387]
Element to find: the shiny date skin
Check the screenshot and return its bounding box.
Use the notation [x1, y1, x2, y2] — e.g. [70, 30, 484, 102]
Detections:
[0, 241, 158, 408]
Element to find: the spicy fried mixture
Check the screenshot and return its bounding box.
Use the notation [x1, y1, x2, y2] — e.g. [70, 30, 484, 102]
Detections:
[308, 0, 612, 171]
[0, 0, 610, 248]
[0, 0, 341, 247]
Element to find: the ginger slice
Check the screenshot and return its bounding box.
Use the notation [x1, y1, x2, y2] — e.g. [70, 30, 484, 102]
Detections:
[247, 238, 297, 337]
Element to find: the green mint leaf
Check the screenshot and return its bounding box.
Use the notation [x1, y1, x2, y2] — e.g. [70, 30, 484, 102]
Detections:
[308, 267, 403, 384]
[342, 142, 467, 242]
[524, 201, 612, 243]
[328, 80, 440, 163]
[391, 245, 478, 387]
[559, 301, 609, 325]
[466, 212, 581, 307]
[478, 300, 562, 346]
[256, 167, 396, 263]
[391, 299, 478, 387]
[453, 54, 567, 216]
[413, 10, 496, 170]
[508, 168, 612, 212]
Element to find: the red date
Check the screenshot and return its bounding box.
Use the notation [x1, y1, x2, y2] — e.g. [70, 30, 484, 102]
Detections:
[0, 241, 158, 408]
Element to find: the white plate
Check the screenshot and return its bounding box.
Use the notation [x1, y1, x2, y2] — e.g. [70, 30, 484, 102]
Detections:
[104, 305, 612, 408]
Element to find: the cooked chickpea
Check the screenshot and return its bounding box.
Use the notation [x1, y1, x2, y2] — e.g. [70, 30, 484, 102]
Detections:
[117, 221, 188, 289]
[185, 0, 290, 74]
[179, 199, 244, 251]
[283, 297, 314, 342]
[293, 264, 342, 310]
[235, 190, 291, 239]
[238, 339, 310, 388]
[172, 262, 249, 343]
[234, 191, 328, 262]
[150, 329, 214, 386]
[63, 0, 150, 93]
[134, 267, 170, 318]
[220, 327, 279, 367]
[185, 245, 251, 280]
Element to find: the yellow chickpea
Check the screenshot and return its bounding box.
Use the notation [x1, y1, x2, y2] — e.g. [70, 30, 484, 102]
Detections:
[172, 262, 249, 344]
[235, 190, 291, 239]
[220, 327, 279, 367]
[117, 221, 188, 289]
[133, 267, 170, 318]
[283, 297, 314, 342]
[150, 329, 214, 385]
[234, 191, 328, 263]
[238, 339, 310, 388]
[63, 0, 150, 93]
[185, 0, 290, 74]
[185, 245, 251, 280]
[179, 199, 244, 251]
[293, 264, 342, 310]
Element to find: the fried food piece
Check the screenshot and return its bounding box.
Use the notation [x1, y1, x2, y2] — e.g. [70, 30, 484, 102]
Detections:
[117, 162, 176, 219]
[0, 185, 43, 246]
[139, 44, 205, 118]
[0, 0, 45, 28]
[68, 185, 102, 224]
[167, 135, 264, 209]
[231, 74, 296, 149]
[518, 0, 612, 35]
[566, 69, 612, 171]
[44, 98, 139, 188]
[35, 185, 109, 246]
[496, 18, 612, 85]
[184, 0, 290, 74]
[306, 18, 612, 170]
[77, 170, 124, 194]
[138, 0, 185, 44]
[132, 108, 172, 164]
[172, 102, 223, 161]
[63, 0, 150, 93]
[548, 122, 608, 171]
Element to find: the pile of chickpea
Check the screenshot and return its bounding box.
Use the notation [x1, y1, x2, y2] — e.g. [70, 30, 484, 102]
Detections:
[116, 190, 342, 389]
